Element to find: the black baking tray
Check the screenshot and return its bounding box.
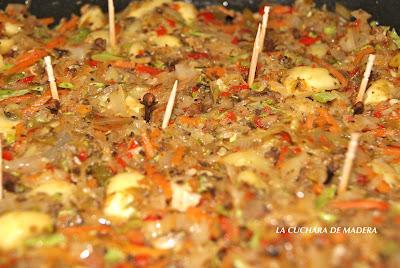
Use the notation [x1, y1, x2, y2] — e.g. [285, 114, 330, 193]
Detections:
[0, 0, 398, 30]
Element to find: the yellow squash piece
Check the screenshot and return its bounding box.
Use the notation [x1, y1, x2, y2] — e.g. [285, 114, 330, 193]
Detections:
[127, 0, 172, 18]
[174, 2, 197, 25]
[0, 211, 52, 250]
[104, 171, 146, 220]
[79, 5, 106, 31]
[364, 79, 394, 105]
[283, 66, 340, 96]
[221, 150, 273, 173]
[30, 180, 75, 202]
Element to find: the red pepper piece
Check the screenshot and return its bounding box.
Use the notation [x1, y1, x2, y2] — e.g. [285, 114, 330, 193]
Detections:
[78, 151, 88, 162]
[2, 150, 13, 161]
[88, 60, 99, 67]
[299, 36, 319, 46]
[198, 11, 215, 22]
[155, 25, 167, 36]
[135, 64, 163, 76]
[18, 75, 35, 84]
[165, 18, 176, 28]
[226, 111, 237, 122]
[187, 52, 209, 60]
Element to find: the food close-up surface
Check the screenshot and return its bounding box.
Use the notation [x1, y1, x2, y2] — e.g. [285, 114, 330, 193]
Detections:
[0, 0, 399, 267]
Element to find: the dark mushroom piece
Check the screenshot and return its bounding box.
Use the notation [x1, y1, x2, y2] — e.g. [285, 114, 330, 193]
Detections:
[93, 38, 107, 51]
[353, 101, 364, 114]
[46, 99, 61, 114]
[141, 93, 157, 122]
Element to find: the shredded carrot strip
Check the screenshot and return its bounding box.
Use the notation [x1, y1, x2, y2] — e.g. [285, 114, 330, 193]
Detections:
[5, 49, 48, 75]
[304, 114, 314, 129]
[331, 199, 390, 211]
[316, 108, 341, 133]
[38, 17, 55, 26]
[0, 13, 17, 23]
[141, 132, 155, 159]
[353, 46, 375, 66]
[45, 35, 66, 49]
[310, 56, 349, 88]
[144, 163, 172, 200]
[114, 242, 169, 257]
[111, 60, 136, 69]
[0, 94, 33, 105]
[57, 15, 79, 34]
[21, 93, 52, 117]
[172, 146, 185, 166]
[61, 225, 112, 235]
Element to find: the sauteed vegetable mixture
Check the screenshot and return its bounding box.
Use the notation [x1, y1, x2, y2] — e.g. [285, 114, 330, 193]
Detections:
[0, 0, 399, 267]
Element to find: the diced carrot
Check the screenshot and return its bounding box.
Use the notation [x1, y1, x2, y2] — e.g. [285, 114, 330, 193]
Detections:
[205, 66, 225, 78]
[312, 183, 323, 195]
[111, 60, 136, 70]
[15, 123, 26, 139]
[38, 17, 55, 26]
[141, 132, 155, 159]
[309, 56, 349, 88]
[171, 146, 185, 166]
[178, 116, 201, 127]
[376, 180, 391, 193]
[331, 199, 390, 211]
[373, 126, 386, 137]
[5, 49, 48, 75]
[395, 216, 400, 225]
[270, 5, 294, 15]
[58, 15, 79, 34]
[353, 46, 375, 67]
[382, 146, 400, 156]
[126, 230, 145, 246]
[86, 178, 98, 189]
[276, 146, 289, 167]
[268, 18, 287, 29]
[219, 217, 240, 242]
[331, 232, 346, 244]
[187, 207, 209, 223]
[76, 104, 92, 116]
[45, 35, 66, 49]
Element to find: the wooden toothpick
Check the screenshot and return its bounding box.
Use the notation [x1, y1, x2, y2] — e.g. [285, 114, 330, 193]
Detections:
[259, 6, 271, 52]
[108, 0, 116, 49]
[44, 56, 59, 100]
[162, 80, 178, 129]
[248, 23, 262, 87]
[338, 133, 361, 195]
[356, 54, 376, 103]
[0, 134, 2, 200]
